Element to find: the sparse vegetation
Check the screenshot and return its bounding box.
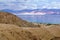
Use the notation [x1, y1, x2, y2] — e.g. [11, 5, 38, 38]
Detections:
[46, 24, 52, 26]
[0, 24, 39, 40]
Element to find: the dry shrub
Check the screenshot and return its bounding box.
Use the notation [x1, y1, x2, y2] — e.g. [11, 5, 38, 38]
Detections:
[0, 24, 40, 40]
[51, 37, 60, 40]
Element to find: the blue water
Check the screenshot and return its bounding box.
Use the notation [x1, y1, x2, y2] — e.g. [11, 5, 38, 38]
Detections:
[17, 15, 60, 24]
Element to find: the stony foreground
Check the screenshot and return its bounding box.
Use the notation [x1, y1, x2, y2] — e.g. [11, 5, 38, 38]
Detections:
[0, 24, 60, 40]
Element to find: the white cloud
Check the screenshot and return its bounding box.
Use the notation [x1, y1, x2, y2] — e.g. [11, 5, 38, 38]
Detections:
[26, 4, 37, 9]
[42, 6, 47, 8]
[0, 0, 60, 10]
[16, 11, 46, 15]
[0, 0, 16, 2]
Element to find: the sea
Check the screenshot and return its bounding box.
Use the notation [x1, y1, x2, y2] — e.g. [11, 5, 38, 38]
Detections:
[17, 15, 60, 24]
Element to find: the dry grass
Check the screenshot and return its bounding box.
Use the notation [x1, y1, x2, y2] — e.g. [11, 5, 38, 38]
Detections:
[22, 27, 54, 40]
[0, 24, 41, 40]
[46, 25, 60, 37]
[0, 24, 60, 40]
[0, 24, 54, 40]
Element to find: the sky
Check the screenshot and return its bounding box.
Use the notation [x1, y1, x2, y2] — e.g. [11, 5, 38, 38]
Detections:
[0, 0, 60, 10]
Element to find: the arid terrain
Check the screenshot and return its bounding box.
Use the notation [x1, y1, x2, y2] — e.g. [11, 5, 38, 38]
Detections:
[0, 12, 60, 40]
[0, 24, 38, 40]
[0, 24, 60, 40]
[0, 12, 39, 27]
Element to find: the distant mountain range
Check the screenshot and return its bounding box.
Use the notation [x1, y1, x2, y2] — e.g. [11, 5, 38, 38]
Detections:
[0, 9, 34, 13]
[0, 9, 60, 15]
[0, 9, 60, 24]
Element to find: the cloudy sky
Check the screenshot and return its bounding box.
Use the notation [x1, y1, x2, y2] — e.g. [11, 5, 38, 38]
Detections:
[0, 0, 60, 10]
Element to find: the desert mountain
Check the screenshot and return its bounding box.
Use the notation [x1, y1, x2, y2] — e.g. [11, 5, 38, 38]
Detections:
[0, 12, 39, 27]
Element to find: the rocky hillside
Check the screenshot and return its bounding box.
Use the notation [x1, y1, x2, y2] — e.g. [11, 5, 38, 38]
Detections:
[0, 12, 39, 27]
